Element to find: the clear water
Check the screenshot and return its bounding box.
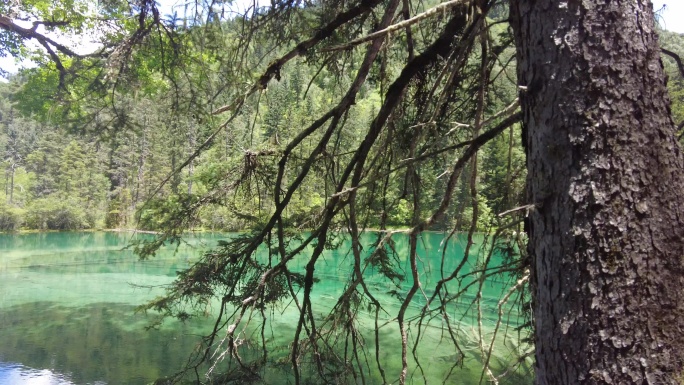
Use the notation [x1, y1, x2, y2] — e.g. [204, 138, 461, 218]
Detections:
[0, 232, 532, 384]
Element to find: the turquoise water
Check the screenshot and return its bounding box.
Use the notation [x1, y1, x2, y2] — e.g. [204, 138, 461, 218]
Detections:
[0, 232, 532, 384]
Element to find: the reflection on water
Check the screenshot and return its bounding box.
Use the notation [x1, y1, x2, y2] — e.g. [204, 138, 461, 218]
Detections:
[0, 302, 215, 385]
[0, 232, 220, 385]
[0, 362, 79, 385]
[0, 231, 531, 384]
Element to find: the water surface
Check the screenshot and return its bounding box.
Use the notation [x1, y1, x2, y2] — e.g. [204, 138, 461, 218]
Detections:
[0, 231, 531, 384]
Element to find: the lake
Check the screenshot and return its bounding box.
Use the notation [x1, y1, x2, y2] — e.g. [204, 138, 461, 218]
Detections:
[0, 231, 532, 384]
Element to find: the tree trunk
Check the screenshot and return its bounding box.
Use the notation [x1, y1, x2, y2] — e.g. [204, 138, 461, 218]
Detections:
[510, 1, 684, 383]
[4, 168, 8, 200]
[134, 117, 149, 212]
[187, 124, 196, 195]
[9, 162, 14, 204]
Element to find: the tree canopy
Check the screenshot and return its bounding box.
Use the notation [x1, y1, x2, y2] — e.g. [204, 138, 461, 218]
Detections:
[1, 0, 684, 384]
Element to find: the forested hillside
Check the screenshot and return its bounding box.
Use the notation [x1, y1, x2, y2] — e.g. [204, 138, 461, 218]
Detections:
[0, 9, 533, 232]
[1, 1, 684, 383]
[2, 5, 682, 234]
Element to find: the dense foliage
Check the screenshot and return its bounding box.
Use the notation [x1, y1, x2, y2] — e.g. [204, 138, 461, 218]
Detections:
[1, 1, 683, 384]
[0, 16, 529, 233]
[2, 4, 682, 234]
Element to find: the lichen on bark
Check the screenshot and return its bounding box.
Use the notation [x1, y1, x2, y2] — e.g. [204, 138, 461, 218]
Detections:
[510, 0, 684, 383]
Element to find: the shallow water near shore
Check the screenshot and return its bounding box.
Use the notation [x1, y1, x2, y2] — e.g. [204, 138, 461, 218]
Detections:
[0, 231, 532, 384]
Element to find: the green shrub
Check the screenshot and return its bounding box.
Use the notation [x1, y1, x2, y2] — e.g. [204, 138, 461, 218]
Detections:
[25, 197, 89, 230]
[200, 205, 239, 231]
[388, 199, 412, 227]
[0, 201, 24, 232]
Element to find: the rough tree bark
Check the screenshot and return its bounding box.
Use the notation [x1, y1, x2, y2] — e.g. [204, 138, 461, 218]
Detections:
[510, 0, 684, 383]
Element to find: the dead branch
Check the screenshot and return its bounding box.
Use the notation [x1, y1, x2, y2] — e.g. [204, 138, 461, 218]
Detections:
[322, 0, 469, 52]
[211, 0, 384, 116]
[0, 14, 88, 58]
[662, 48, 684, 79]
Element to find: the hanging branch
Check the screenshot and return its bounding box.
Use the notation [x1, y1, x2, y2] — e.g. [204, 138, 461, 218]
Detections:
[0, 15, 91, 58]
[321, 0, 470, 52]
[133, 0, 531, 383]
[662, 47, 684, 140]
[662, 48, 684, 79]
[211, 0, 384, 115]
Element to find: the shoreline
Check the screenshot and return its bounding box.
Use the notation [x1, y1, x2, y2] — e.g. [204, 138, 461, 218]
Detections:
[1, 227, 469, 236]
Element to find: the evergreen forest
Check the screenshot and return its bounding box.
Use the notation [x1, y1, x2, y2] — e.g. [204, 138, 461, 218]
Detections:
[2, 1, 684, 384]
[2, 5, 680, 234]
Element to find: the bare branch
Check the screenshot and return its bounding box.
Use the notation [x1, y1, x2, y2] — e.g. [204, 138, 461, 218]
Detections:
[662, 48, 684, 79]
[322, 0, 469, 52]
[211, 0, 384, 115]
[31, 20, 70, 30]
[412, 111, 523, 234]
[0, 14, 93, 58]
[498, 203, 538, 217]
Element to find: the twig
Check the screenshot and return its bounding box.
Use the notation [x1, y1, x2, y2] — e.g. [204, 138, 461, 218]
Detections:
[211, 0, 383, 115]
[497, 203, 538, 217]
[481, 272, 530, 384]
[321, 0, 468, 52]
